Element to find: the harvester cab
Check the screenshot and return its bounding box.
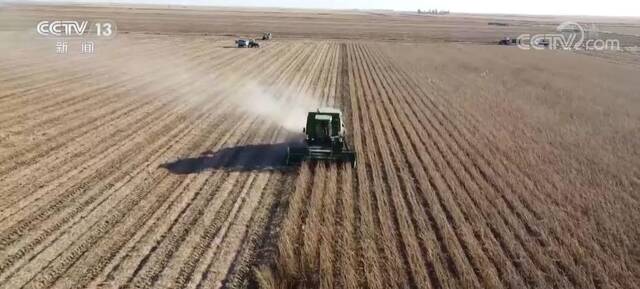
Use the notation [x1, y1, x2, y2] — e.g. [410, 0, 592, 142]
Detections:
[287, 108, 356, 167]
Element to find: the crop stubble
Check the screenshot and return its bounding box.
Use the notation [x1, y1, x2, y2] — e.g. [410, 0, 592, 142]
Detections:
[1, 34, 638, 289]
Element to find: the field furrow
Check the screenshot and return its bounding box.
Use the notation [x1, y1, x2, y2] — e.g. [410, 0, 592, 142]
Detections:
[2, 18, 638, 289]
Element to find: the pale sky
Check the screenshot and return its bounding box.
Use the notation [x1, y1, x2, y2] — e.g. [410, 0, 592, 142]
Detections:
[8, 0, 640, 17]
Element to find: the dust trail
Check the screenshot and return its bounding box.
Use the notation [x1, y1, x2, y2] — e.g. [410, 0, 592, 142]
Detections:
[1, 30, 321, 133]
[228, 82, 318, 133]
[103, 43, 319, 133]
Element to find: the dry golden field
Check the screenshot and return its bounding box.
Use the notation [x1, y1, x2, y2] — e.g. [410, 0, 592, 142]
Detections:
[0, 4, 639, 289]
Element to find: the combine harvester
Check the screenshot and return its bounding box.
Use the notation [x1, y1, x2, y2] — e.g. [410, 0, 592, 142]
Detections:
[287, 108, 357, 167]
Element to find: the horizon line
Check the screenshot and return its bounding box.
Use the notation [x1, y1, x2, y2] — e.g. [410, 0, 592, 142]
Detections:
[3, 0, 640, 18]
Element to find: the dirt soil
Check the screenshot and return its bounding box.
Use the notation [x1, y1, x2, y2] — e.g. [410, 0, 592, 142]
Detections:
[0, 4, 639, 289]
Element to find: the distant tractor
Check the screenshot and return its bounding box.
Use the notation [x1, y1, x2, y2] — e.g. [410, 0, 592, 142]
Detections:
[498, 37, 521, 45]
[287, 108, 356, 167]
[498, 37, 511, 45]
[236, 39, 260, 48]
[262, 32, 272, 40]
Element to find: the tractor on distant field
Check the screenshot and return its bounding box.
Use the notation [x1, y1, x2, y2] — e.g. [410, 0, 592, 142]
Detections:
[287, 108, 356, 167]
[498, 37, 521, 45]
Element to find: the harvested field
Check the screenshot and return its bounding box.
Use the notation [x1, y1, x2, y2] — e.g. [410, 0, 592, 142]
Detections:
[0, 35, 318, 289]
[1, 4, 640, 289]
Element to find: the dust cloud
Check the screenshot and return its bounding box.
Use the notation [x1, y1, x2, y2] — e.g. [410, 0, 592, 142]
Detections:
[229, 83, 316, 133]
[100, 40, 318, 133]
[1, 32, 319, 133]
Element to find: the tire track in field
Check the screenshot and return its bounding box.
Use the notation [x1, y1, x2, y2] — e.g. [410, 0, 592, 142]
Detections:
[272, 162, 311, 282]
[160, 170, 249, 286]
